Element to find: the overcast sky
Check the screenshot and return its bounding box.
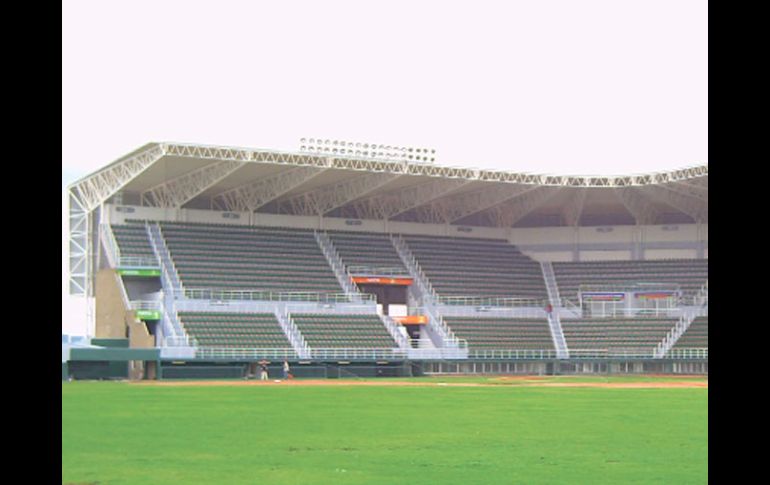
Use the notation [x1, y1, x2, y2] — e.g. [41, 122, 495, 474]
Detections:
[62, 0, 707, 335]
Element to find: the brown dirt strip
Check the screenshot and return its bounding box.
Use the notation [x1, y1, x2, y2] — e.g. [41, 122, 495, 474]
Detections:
[132, 379, 706, 389]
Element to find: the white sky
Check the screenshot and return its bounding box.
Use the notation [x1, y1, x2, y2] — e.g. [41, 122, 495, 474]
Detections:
[62, 0, 707, 335]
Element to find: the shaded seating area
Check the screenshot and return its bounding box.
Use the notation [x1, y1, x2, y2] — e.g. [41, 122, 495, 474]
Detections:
[159, 222, 343, 294]
[178, 312, 294, 349]
[561, 317, 677, 353]
[328, 230, 407, 274]
[402, 235, 548, 300]
[291, 314, 397, 348]
[111, 222, 156, 262]
[552, 259, 708, 301]
[443, 316, 555, 350]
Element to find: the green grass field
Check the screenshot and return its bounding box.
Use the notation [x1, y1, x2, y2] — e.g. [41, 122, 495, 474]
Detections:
[62, 376, 707, 484]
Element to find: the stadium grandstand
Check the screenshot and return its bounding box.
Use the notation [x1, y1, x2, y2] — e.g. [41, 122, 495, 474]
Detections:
[64, 141, 707, 379]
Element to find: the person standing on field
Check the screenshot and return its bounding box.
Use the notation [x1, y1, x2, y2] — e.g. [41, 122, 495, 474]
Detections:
[283, 360, 290, 379]
[259, 361, 269, 381]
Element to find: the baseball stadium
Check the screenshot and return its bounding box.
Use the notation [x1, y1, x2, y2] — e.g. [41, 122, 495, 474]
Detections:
[62, 140, 708, 483]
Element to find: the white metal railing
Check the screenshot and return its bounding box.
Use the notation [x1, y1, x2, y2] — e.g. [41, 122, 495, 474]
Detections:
[314, 231, 365, 302]
[665, 348, 708, 360]
[654, 306, 707, 358]
[379, 314, 411, 350]
[278, 310, 310, 358]
[179, 288, 375, 303]
[421, 304, 463, 348]
[546, 312, 570, 359]
[114, 272, 131, 309]
[146, 223, 183, 290]
[193, 347, 299, 360]
[561, 298, 583, 318]
[347, 265, 411, 277]
[430, 305, 546, 318]
[436, 296, 548, 307]
[100, 223, 121, 268]
[582, 307, 684, 318]
[118, 256, 160, 268]
[540, 261, 562, 306]
[170, 345, 707, 361]
[391, 235, 437, 304]
[130, 300, 163, 311]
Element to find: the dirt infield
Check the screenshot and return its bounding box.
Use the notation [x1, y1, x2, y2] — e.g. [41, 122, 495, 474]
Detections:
[133, 377, 707, 389]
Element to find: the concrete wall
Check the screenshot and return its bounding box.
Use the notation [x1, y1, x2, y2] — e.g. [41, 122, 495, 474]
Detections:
[95, 269, 129, 338]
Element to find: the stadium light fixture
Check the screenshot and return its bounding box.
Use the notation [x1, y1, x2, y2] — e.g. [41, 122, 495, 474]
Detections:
[299, 138, 436, 164]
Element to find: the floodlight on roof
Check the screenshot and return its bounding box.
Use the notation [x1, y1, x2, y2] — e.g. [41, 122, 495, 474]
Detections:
[299, 137, 437, 164]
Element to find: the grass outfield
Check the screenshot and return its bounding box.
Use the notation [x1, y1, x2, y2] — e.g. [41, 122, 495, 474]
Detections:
[62, 376, 707, 484]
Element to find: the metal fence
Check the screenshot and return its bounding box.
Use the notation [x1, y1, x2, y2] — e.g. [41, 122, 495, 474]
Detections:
[179, 288, 376, 304]
[436, 296, 549, 308]
[347, 265, 411, 277]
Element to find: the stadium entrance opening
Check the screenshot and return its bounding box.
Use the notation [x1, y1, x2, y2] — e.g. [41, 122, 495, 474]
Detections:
[355, 283, 408, 316]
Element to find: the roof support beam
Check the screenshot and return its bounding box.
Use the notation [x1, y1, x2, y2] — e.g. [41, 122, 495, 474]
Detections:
[412, 184, 536, 224]
[140, 160, 245, 208]
[212, 166, 326, 212]
[485, 186, 565, 227]
[346, 179, 473, 220]
[562, 188, 588, 226]
[279, 172, 402, 216]
[613, 187, 661, 225]
[69, 144, 166, 212]
[637, 185, 708, 222]
[662, 181, 709, 202]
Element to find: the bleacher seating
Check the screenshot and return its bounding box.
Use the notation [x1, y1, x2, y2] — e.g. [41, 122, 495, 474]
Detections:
[673, 316, 708, 348]
[111, 223, 155, 261]
[178, 312, 294, 349]
[552, 259, 708, 301]
[443, 316, 555, 350]
[291, 313, 397, 348]
[561, 317, 677, 353]
[327, 230, 407, 274]
[402, 235, 548, 299]
[159, 222, 343, 293]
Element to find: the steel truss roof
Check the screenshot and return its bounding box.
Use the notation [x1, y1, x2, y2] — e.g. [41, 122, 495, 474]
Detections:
[67, 141, 707, 295]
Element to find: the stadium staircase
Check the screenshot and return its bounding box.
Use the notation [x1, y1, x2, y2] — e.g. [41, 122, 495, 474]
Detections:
[654, 283, 708, 358]
[314, 230, 366, 303]
[274, 309, 311, 358]
[391, 234, 465, 351]
[540, 262, 570, 358]
[145, 222, 193, 351]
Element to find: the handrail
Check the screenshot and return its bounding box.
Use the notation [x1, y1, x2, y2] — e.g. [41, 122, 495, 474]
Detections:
[179, 288, 376, 303]
[347, 265, 411, 277]
[436, 296, 549, 307]
[100, 223, 121, 268]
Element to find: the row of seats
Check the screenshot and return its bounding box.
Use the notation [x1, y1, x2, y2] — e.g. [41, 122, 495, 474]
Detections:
[402, 235, 548, 299]
[443, 317, 555, 350]
[672, 316, 708, 348]
[291, 313, 396, 348]
[561, 318, 677, 352]
[178, 312, 293, 349]
[160, 222, 343, 293]
[328, 230, 407, 274]
[111, 223, 155, 260]
[553, 259, 708, 300]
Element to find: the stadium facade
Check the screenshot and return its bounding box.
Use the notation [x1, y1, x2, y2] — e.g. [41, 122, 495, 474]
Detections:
[64, 142, 708, 379]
